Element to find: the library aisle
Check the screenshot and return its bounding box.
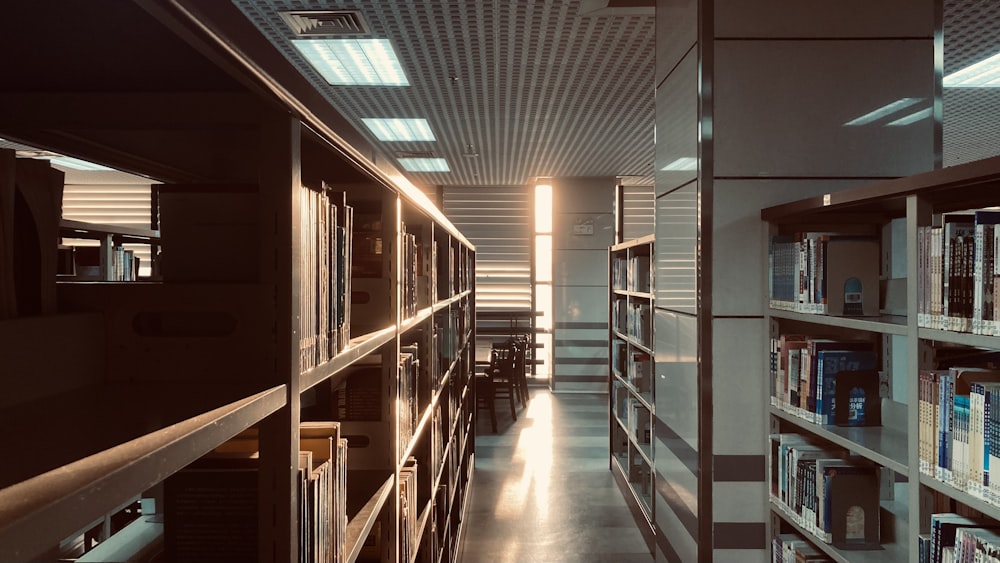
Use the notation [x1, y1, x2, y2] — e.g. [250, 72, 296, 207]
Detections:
[459, 390, 654, 563]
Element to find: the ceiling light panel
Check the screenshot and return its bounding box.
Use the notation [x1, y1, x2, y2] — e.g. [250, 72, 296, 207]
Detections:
[398, 158, 450, 172]
[292, 38, 409, 86]
[944, 51, 1000, 87]
[362, 118, 435, 141]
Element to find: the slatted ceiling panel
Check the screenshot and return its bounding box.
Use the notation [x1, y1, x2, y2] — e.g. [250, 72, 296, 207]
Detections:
[443, 185, 531, 311]
[232, 1, 656, 188]
[621, 184, 654, 241]
[944, 0, 1000, 167]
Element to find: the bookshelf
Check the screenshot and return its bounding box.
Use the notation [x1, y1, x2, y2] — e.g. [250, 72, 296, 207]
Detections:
[609, 234, 655, 547]
[761, 154, 1000, 563]
[0, 2, 476, 563]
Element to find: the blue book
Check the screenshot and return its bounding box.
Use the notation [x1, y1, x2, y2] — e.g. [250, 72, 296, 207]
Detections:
[939, 373, 955, 479]
[816, 349, 877, 425]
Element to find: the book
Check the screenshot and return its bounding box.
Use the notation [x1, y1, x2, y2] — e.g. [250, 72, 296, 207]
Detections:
[942, 215, 976, 332]
[919, 370, 949, 475]
[164, 453, 260, 563]
[930, 513, 1000, 563]
[173, 423, 348, 563]
[833, 369, 881, 427]
[973, 211, 1000, 335]
[815, 348, 878, 425]
[803, 339, 875, 424]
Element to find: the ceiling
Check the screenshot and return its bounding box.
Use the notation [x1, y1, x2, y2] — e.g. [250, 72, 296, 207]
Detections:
[229, 0, 1000, 191]
[3, 1, 999, 192]
[231, 0, 658, 189]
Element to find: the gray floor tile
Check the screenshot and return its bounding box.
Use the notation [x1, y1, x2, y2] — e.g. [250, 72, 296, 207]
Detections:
[459, 389, 654, 563]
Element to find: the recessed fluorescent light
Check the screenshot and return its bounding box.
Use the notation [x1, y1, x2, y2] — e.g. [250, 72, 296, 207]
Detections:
[398, 158, 450, 172]
[944, 52, 1000, 87]
[47, 156, 114, 171]
[660, 157, 698, 171]
[844, 98, 922, 126]
[292, 38, 409, 86]
[886, 107, 934, 127]
[361, 118, 435, 141]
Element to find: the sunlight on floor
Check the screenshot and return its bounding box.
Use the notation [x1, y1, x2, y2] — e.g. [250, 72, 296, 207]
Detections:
[493, 393, 554, 520]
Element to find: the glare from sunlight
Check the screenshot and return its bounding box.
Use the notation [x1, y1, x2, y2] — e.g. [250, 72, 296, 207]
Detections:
[493, 394, 554, 520]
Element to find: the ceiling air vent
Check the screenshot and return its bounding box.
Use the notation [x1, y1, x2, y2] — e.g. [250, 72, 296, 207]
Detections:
[395, 151, 437, 159]
[279, 10, 370, 37]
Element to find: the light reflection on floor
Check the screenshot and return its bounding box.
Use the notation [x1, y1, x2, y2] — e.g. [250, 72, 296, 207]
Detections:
[494, 393, 553, 520]
[460, 389, 654, 563]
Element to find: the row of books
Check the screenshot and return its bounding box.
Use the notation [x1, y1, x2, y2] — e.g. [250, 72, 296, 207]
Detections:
[299, 184, 353, 373]
[61, 243, 143, 281]
[401, 227, 419, 319]
[771, 532, 832, 563]
[769, 334, 880, 427]
[917, 210, 1000, 335]
[922, 513, 1000, 563]
[612, 298, 652, 347]
[398, 457, 418, 563]
[918, 366, 1000, 503]
[435, 237, 470, 301]
[164, 422, 348, 563]
[436, 309, 462, 373]
[612, 382, 651, 445]
[768, 233, 880, 317]
[398, 344, 420, 451]
[770, 433, 881, 548]
[610, 252, 651, 293]
[610, 340, 651, 394]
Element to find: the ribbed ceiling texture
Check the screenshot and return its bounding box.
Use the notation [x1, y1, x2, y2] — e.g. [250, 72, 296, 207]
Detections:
[944, 0, 1000, 167]
[15, 1, 989, 190]
[233, 0, 657, 188]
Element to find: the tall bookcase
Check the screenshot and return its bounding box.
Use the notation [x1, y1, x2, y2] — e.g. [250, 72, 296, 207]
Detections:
[609, 234, 655, 549]
[0, 2, 476, 563]
[761, 154, 1000, 563]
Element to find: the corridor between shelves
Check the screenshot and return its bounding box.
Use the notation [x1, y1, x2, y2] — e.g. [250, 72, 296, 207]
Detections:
[459, 390, 653, 563]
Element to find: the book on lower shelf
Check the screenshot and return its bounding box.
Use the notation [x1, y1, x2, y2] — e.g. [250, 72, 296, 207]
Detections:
[769, 433, 882, 548]
[929, 513, 1000, 563]
[398, 457, 418, 563]
[164, 422, 349, 563]
[920, 366, 1000, 498]
[772, 532, 834, 562]
[769, 334, 878, 426]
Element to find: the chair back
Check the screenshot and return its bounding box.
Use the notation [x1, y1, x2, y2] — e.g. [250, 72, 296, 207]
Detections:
[487, 342, 517, 378]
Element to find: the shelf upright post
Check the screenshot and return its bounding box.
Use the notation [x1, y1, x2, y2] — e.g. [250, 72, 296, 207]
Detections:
[908, 194, 932, 563]
[387, 189, 403, 563]
[256, 109, 303, 563]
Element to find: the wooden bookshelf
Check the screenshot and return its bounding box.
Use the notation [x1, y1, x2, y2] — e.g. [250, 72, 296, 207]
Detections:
[0, 2, 476, 563]
[761, 154, 1000, 563]
[608, 234, 655, 551]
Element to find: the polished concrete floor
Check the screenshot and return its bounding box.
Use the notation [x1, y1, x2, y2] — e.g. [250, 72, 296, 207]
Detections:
[458, 388, 654, 563]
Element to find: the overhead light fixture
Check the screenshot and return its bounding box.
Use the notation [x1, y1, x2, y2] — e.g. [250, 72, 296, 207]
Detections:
[844, 98, 923, 126]
[398, 158, 450, 172]
[660, 157, 698, 171]
[45, 156, 114, 171]
[361, 118, 435, 141]
[463, 144, 479, 158]
[944, 52, 1000, 87]
[886, 107, 934, 127]
[292, 38, 409, 86]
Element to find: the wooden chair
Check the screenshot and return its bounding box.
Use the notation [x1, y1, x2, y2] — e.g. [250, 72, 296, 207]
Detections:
[484, 342, 519, 421]
[474, 361, 498, 433]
